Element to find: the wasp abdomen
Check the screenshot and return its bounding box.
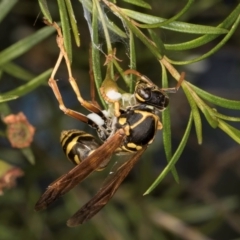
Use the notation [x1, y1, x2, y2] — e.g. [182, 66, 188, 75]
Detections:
[60, 130, 100, 165]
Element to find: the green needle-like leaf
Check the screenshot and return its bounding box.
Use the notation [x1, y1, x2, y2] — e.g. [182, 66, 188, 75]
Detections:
[182, 84, 202, 144]
[65, 0, 80, 46]
[165, 4, 240, 51]
[161, 64, 179, 183]
[91, 2, 106, 108]
[218, 120, 240, 144]
[148, 29, 166, 55]
[121, 9, 228, 34]
[201, 107, 219, 128]
[0, 95, 18, 103]
[0, 26, 55, 66]
[2, 62, 35, 81]
[38, 0, 52, 23]
[169, 11, 240, 64]
[144, 113, 193, 195]
[0, 69, 51, 100]
[0, 102, 11, 116]
[57, 0, 72, 62]
[122, 0, 151, 9]
[104, 3, 162, 59]
[213, 111, 240, 122]
[128, 31, 136, 93]
[189, 83, 240, 110]
[0, 0, 17, 23]
[21, 148, 35, 165]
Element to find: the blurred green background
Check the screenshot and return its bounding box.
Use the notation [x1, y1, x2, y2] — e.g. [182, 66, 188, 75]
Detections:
[0, 0, 240, 239]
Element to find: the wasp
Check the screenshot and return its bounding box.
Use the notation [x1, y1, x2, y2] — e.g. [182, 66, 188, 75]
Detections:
[35, 21, 184, 227]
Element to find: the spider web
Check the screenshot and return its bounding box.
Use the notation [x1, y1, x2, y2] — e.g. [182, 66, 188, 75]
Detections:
[81, 0, 130, 58]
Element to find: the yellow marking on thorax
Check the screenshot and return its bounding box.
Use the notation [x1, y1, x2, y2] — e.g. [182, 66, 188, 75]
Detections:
[123, 124, 131, 136]
[118, 117, 127, 125]
[130, 110, 158, 129]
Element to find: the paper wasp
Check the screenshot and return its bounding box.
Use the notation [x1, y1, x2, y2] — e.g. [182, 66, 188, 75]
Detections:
[35, 21, 184, 227]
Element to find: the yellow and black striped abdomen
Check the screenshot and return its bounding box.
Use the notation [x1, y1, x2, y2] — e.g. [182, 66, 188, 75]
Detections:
[60, 130, 100, 165]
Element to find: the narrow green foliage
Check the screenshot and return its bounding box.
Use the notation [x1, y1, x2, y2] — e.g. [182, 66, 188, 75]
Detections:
[0, 69, 52, 101]
[0, 0, 17, 23]
[201, 108, 219, 128]
[57, 0, 72, 62]
[0, 95, 18, 103]
[182, 84, 202, 144]
[121, 9, 228, 33]
[166, 4, 240, 51]
[169, 13, 240, 64]
[65, 0, 80, 46]
[148, 29, 166, 55]
[91, 1, 106, 108]
[213, 112, 240, 122]
[161, 64, 179, 183]
[21, 148, 35, 165]
[122, 0, 151, 9]
[0, 26, 55, 66]
[128, 31, 136, 93]
[144, 113, 193, 195]
[218, 120, 240, 144]
[2, 63, 35, 82]
[189, 83, 240, 110]
[111, 8, 163, 59]
[38, 0, 52, 23]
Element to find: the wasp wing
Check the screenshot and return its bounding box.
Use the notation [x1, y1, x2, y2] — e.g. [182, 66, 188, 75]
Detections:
[66, 146, 147, 227]
[35, 129, 126, 211]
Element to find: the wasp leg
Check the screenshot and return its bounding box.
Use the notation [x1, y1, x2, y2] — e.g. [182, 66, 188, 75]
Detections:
[48, 77, 96, 125]
[48, 77, 112, 142]
[45, 20, 107, 121]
